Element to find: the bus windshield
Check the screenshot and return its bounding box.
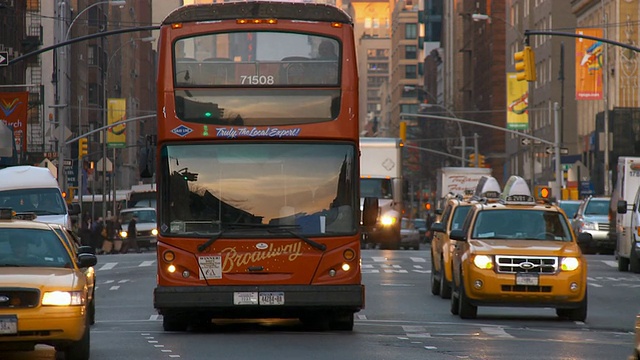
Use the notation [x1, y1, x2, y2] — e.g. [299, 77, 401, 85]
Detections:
[163, 143, 357, 237]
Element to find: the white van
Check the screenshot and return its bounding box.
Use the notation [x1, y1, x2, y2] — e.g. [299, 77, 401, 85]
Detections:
[0, 166, 74, 228]
[613, 157, 640, 272]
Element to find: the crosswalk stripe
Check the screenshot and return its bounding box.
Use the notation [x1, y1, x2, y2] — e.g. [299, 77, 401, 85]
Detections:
[98, 262, 117, 271]
[410, 257, 426, 262]
[139, 260, 155, 267]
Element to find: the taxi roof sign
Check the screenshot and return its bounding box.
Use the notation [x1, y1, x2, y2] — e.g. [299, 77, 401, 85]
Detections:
[0, 208, 12, 220]
[473, 176, 501, 200]
[500, 176, 535, 204]
[0, 208, 37, 221]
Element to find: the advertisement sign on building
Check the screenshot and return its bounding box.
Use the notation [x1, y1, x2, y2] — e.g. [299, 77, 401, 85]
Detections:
[575, 28, 604, 100]
[506, 73, 529, 130]
[107, 98, 127, 148]
[0, 92, 29, 153]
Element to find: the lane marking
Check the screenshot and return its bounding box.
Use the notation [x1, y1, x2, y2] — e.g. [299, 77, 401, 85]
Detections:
[139, 260, 155, 267]
[109, 286, 120, 291]
[410, 257, 426, 262]
[98, 262, 117, 271]
[372, 257, 387, 262]
[602, 260, 618, 267]
[481, 326, 513, 338]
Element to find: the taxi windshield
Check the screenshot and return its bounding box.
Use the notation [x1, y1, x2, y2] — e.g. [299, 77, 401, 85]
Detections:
[472, 209, 572, 241]
[0, 229, 73, 267]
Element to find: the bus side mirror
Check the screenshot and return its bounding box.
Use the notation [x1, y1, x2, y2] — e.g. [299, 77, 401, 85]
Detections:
[362, 197, 378, 227]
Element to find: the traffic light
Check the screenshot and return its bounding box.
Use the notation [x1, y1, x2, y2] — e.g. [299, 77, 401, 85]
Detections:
[478, 154, 486, 168]
[78, 138, 88, 158]
[534, 185, 551, 200]
[513, 46, 536, 82]
[399, 121, 407, 143]
[468, 153, 476, 167]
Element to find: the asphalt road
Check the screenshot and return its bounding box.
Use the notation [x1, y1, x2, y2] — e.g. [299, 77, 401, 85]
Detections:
[6, 245, 640, 359]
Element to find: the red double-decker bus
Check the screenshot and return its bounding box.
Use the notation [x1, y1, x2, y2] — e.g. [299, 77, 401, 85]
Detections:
[153, 1, 369, 332]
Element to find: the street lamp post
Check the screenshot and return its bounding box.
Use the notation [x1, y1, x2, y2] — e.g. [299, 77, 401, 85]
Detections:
[55, 0, 126, 190]
[420, 103, 467, 167]
[102, 36, 155, 220]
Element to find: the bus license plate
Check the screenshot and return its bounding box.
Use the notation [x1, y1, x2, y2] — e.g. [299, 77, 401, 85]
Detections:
[233, 292, 258, 305]
[0, 315, 17, 334]
[259, 292, 285, 305]
[516, 273, 539, 286]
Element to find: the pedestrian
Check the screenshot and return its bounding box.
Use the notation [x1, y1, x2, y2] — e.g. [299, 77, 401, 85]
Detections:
[92, 217, 104, 254]
[122, 215, 141, 253]
[105, 216, 122, 254]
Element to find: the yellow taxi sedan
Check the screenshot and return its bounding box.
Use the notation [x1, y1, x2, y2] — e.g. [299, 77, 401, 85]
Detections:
[0, 208, 97, 360]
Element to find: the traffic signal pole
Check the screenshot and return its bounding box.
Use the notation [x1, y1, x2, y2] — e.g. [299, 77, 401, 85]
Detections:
[401, 112, 562, 198]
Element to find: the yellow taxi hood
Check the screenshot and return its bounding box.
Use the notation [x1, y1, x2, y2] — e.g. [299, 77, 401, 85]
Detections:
[468, 239, 581, 256]
[0, 267, 84, 289]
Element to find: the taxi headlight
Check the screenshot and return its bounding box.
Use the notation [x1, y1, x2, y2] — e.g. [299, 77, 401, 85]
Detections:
[42, 291, 84, 306]
[580, 221, 596, 231]
[472, 255, 493, 270]
[152, 229, 158, 236]
[380, 215, 396, 226]
[119, 231, 128, 238]
[561, 257, 580, 271]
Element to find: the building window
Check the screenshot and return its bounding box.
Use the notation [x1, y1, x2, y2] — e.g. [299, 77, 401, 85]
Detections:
[405, 23, 417, 39]
[365, 18, 372, 29]
[400, 104, 419, 114]
[88, 46, 97, 65]
[88, 83, 99, 105]
[405, 65, 417, 79]
[405, 45, 417, 59]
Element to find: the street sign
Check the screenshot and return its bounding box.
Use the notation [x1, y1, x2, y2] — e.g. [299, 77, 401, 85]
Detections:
[545, 147, 569, 155]
[63, 159, 72, 167]
[0, 51, 7, 66]
[521, 138, 542, 146]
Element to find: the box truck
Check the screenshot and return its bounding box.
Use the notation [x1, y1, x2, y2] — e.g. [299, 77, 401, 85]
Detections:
[613, 157, 640, 272]
[360, 137, 403, 249]
[435, 167, 492, 210]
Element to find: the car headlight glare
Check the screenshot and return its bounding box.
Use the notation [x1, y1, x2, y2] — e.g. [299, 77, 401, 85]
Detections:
[152, 229, 158, 236]
[380, 215, 396, 226]
[120, 231, 128, 238]
[561, 257, 580, 271]
[472, 255, 493, 270]
[42, 291, 84, 306]
[581, 221, 596, 231]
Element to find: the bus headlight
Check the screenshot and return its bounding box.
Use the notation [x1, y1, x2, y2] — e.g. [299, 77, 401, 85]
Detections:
[472, 255, 493, 270]
[561, 257, 580, 271]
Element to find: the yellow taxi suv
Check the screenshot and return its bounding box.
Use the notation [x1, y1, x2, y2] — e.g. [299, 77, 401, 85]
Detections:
[430, 176, 501, 300]
[0, 208, 97, 360]
[449, 176, 591, 321]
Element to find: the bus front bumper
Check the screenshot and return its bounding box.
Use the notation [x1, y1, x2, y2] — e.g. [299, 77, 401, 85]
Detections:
[154, 284, 364, 317]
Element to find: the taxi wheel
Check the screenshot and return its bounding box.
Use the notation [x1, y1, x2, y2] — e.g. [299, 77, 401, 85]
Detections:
[556, 293, 588, 322]
[439, 258, 452, 299]
[89, 298, 96, 325]
[450, 289, 459, 315]
[58, 323, 90, 360]
[458, 280, 477, 319]
[430, 256, 441, 296]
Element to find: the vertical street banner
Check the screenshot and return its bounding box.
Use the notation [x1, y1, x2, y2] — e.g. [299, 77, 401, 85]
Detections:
[575, 28, 603, 100]
[506, 73, 529, 130]
[107, 98, 127, 148]
[0, 92, 29, 153]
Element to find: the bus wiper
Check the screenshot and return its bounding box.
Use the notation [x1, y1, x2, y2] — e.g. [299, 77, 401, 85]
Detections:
[271, 228, 327, 252]
[197, 230, 226, 252]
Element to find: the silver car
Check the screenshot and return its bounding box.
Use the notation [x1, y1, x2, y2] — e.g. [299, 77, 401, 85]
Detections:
[572, 196, 612, 254]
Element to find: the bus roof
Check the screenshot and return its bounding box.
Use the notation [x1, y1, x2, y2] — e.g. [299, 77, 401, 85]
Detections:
[163, 1, 353, 26]
[0, 166, 59, 191]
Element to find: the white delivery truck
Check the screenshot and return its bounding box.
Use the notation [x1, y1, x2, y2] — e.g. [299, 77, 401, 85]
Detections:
[435, 167, 492, 210]
[360, 137, 403, 249]
[0, 165, 75, 228]
[613, 157, 640, 272]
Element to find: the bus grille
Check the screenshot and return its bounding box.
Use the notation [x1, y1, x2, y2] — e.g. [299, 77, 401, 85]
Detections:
[495, 255, 558, 274]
